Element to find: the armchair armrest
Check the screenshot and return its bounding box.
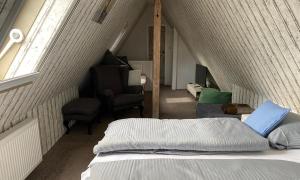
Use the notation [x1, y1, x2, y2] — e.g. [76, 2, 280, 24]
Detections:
[125, 85, 143, 94]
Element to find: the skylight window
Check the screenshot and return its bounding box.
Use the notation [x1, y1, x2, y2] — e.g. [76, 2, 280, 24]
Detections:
[0, 0, 74, 81]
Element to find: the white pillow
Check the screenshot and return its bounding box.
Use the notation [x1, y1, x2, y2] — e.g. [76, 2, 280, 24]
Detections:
[128, 70, 142, 86]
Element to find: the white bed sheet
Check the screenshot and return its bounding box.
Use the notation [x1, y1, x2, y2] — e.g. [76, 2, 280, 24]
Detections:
[81, 149, 300, 180]
[90, 149, 300, 164]
[82, 150, 300, 180]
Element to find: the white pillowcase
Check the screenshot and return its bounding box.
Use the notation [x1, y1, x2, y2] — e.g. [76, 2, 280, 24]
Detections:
[128, 70, 142, 86]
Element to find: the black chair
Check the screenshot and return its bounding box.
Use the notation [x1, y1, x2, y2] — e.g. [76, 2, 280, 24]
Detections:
[91, 65, 144, 117]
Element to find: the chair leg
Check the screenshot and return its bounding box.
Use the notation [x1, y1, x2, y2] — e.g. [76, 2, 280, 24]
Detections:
[63, 120, 70, 134]
[139, 105, 144, 118]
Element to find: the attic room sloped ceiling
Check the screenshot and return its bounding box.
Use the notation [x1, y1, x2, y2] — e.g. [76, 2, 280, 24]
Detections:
[0, 0, 300, 152]
[0, 0, 146, 144]
[163, 0, 300, 112]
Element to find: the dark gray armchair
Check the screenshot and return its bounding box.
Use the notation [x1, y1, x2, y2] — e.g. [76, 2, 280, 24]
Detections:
[91, 65, 144, 117]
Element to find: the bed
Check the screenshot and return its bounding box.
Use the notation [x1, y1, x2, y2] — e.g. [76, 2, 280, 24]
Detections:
[82, 118, 300, 180]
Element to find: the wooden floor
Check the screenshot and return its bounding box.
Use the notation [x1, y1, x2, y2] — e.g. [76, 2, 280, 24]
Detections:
[27, 86, 197, 180]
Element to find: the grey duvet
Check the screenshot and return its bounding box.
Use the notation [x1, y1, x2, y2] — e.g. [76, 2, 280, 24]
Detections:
[93, 118, 269, 155]
[89, 159, 300, 180]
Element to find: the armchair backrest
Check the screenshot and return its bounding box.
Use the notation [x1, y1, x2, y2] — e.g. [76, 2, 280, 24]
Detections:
[91, 65, 130, 96]
[92, 66, 123, 95]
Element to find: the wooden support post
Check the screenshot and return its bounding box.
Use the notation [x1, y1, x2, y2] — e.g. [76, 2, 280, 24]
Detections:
[152, 0, 161, 118]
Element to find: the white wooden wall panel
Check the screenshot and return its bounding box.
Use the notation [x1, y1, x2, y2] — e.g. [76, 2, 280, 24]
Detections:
[163, 0, 300, 113]
[36, 87, 78, 154]
[232, 84, 267, 109]
[0, 0, 147, 155]
[24, 87, 79, 155]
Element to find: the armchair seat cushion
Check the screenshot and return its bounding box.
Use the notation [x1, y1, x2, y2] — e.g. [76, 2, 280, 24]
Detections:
[62, 98, 101, 116]
[125, 85, 143, 94]
[114, 94, 144, 107]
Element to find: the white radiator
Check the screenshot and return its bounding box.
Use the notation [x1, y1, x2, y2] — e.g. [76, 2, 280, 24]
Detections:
[0, 119, 42, 180]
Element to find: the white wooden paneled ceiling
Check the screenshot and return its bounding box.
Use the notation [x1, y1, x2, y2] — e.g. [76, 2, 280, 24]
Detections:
[0, 0, 147, 134]
[163, 0, 300, 112]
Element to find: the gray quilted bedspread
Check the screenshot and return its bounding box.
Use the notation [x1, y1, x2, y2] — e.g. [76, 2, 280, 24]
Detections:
[93, 118, 269, 155]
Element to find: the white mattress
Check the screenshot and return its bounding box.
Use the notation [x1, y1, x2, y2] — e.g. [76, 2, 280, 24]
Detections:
[82, 149, 300, 180]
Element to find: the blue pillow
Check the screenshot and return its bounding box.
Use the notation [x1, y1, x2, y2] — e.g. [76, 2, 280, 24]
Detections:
[244, 101, 290, 137]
